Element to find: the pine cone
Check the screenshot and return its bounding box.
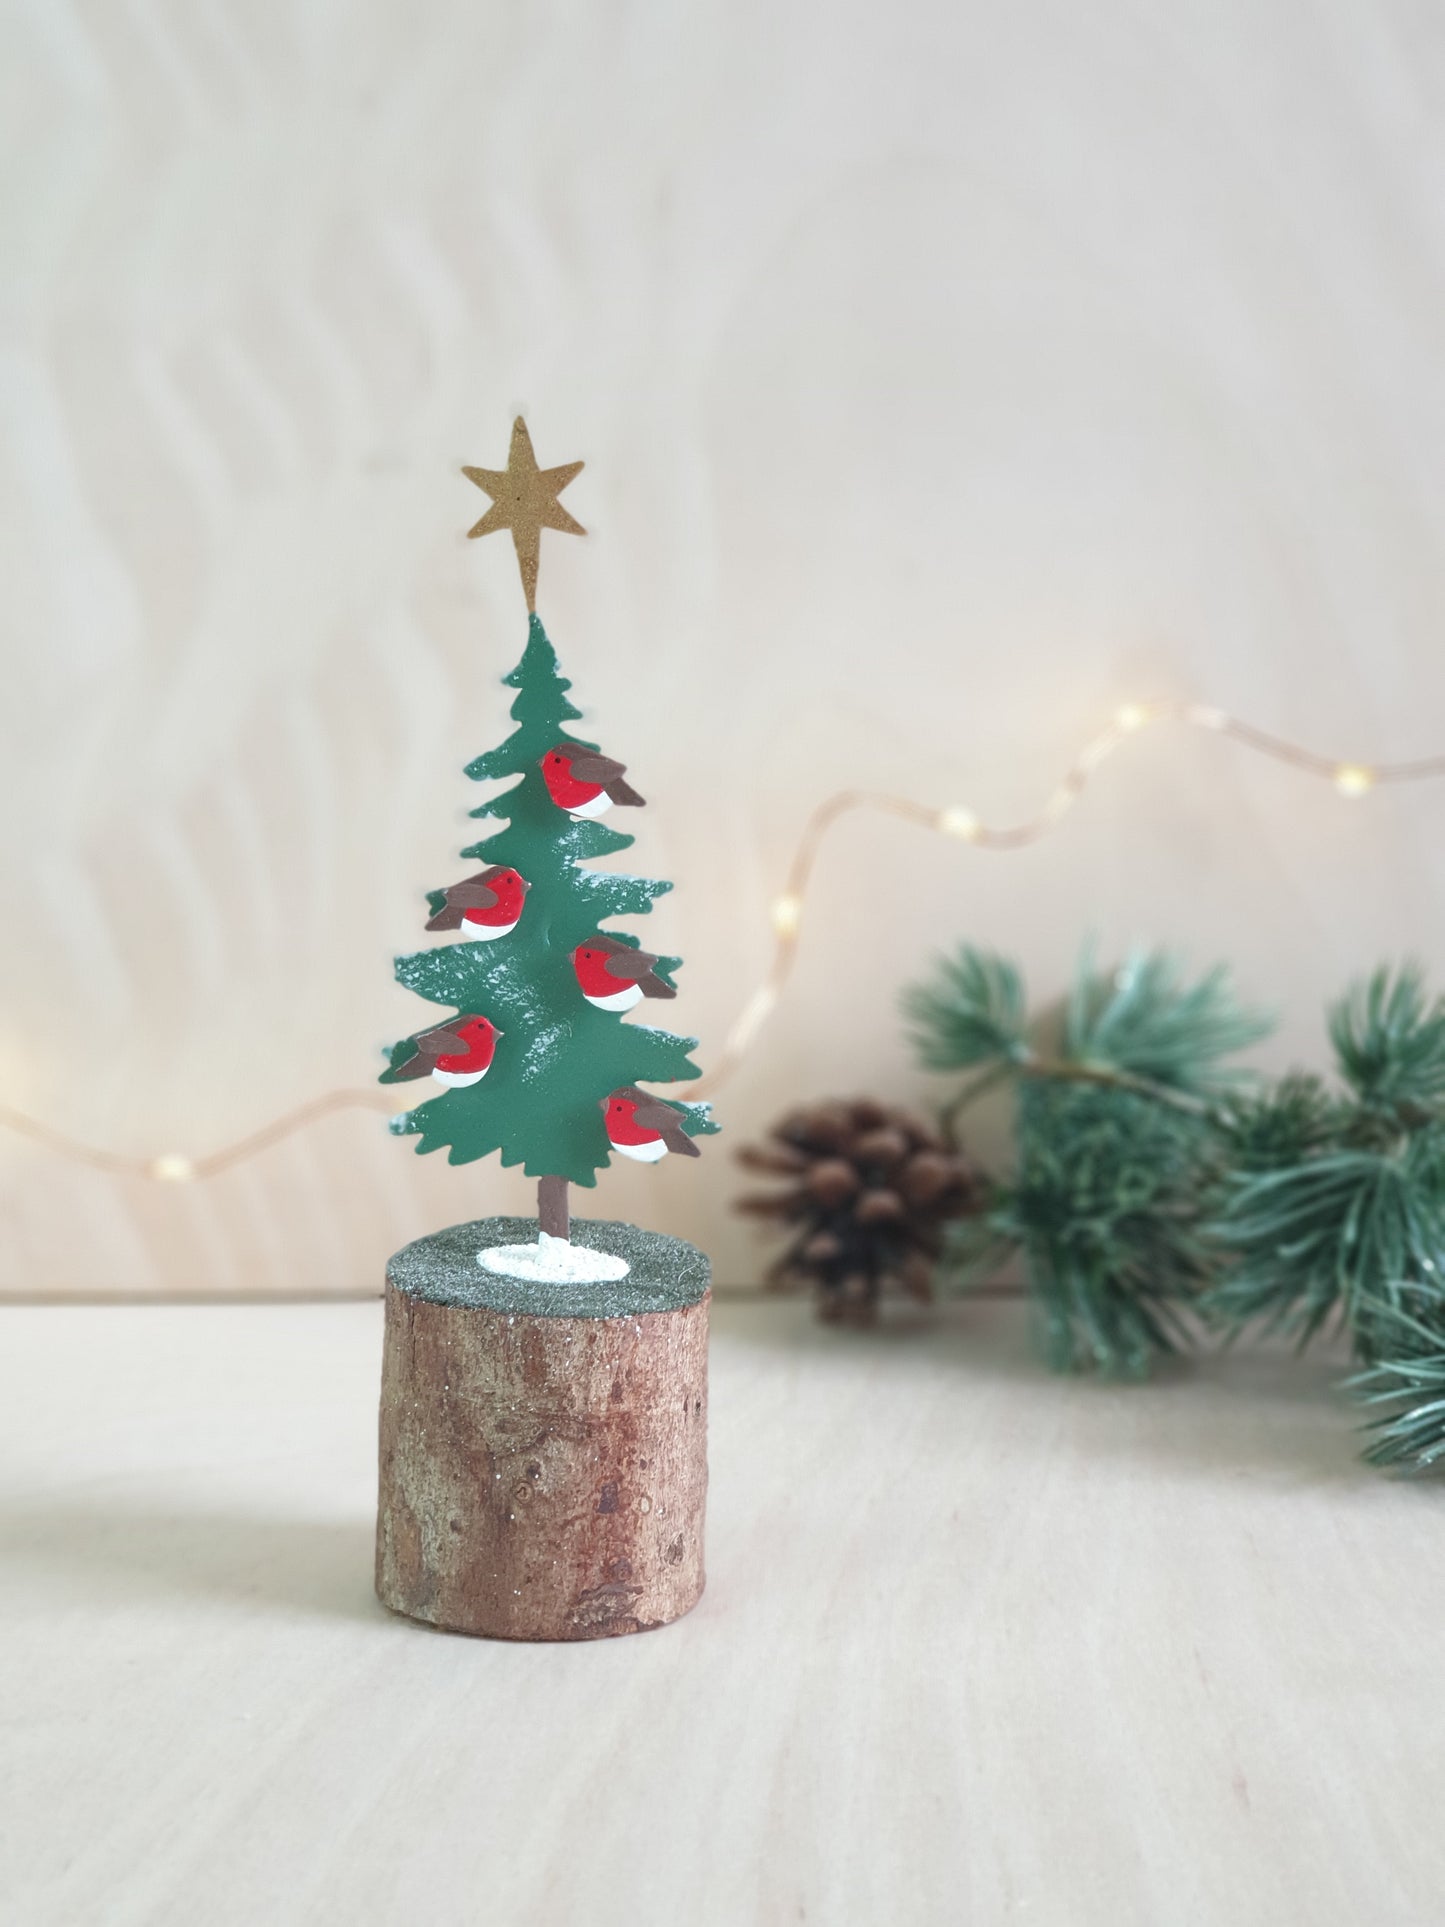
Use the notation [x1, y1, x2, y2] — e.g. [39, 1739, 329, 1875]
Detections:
[736, 1098, 978, 1325]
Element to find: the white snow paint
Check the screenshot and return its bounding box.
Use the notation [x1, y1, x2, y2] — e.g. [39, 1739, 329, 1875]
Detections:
[520, 1020, 569, 1082]
[478, 1232, 630, 1284]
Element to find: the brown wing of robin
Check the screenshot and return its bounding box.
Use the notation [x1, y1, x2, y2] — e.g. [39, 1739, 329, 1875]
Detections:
[424, 873, 501, 930]
[448, 876, 503, 909]
[390, 1023, 465, 1080]
[603, 948, 677, 998]
[567, 752, 626, 784]
[570, 752, 646, 808]
[633, 1098, 702, 1157]
[415, 1022, 469, 1057]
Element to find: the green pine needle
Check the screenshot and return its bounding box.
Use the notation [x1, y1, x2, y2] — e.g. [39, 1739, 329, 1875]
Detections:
[1352, 1305, 1445, 1472]
[970, 1080, 1216, 1377]
[901, 946, 1029, 1072]
[1204, 1144, 1445, 1355]
[1065, 950, 1271, 1093]
[908, 941, 1262, 1378]
[1328, 963, 1445, 1114]
[905, 940, 1445, 1463]
[1205, 967, 1445, 1369]
[1216, 1074, 1343, 1169]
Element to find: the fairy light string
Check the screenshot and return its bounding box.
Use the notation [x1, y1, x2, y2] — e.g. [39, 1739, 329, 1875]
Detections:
[0, 1090, 398, 1184]
[689, 699, 1445, 1095]
[5, 698, 1442, 1176]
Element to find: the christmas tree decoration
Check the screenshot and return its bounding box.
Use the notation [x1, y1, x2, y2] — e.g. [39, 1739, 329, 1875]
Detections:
[375, 421, 718, 1641]
[380, 428, 716, 1256]
[736, 1098, 978, 1324]
[424, 865, 530, 939]
[379, 605, 714, 1237]
[388, 1014, 502, 1088]
[905, 944, 1268, 1375]
[541, 744, 645, 815]
[602, 1086, 703, 1162]
[572, 935, 677, 1011]
[462, 415, 585, 613]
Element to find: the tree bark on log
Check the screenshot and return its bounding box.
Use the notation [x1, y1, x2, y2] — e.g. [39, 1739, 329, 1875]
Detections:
[376, 1218, 710, 1641]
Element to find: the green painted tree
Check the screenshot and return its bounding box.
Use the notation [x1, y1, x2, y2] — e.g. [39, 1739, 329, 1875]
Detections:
[382, 612, 717, 1231]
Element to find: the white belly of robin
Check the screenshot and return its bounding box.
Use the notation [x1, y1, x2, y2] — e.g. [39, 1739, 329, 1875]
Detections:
[584, 982, 644, 1012]
[566, 789, 611, 818]
[431, 1065, 489, 1088]
[610, 1135, 668, 1162]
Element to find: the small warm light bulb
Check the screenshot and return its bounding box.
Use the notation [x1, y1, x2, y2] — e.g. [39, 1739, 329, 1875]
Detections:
[771, 895, 802, 938]
[1334, 764, 1375, 799]
[150, 1152, 196, 1182]
[1115, 703, 1150, 733]
[936, 806, 981, 842]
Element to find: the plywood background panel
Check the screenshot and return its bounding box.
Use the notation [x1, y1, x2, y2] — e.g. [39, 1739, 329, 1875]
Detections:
[5, 1, 1445, 1292]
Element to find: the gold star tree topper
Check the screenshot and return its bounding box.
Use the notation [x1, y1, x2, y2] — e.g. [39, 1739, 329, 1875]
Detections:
[462, 418, 585, 612]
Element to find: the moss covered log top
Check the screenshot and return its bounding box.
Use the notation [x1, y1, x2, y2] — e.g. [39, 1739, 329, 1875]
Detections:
[386, 1217, 711, 1319]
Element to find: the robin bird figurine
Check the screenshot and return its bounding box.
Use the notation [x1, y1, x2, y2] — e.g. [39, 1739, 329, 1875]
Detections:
[540, 743, 645, 817]
[601, 1086, 702, 1162]
[425, 866, 530, 940]
[572, 935, 678, 1012]
[391, 1015, 502, 1088]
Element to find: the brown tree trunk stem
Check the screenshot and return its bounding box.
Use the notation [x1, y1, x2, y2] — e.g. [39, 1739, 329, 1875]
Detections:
[538, 1175, 570, 1240]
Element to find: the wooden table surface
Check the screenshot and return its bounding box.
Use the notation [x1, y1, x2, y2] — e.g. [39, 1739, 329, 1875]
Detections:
[2, 1297, 1440, 1926]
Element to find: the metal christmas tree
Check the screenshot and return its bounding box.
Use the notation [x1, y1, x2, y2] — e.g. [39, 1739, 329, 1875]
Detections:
[381, 417, 716, 1253]
[375, 421, 716, 1642]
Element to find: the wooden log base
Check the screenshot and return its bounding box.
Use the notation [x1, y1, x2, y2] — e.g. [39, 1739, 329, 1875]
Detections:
[377, 1217, 711, 1642]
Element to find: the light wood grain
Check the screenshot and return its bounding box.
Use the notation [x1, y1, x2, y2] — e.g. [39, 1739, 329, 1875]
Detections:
[7, 2, 1445, 1295]
[3, 1298, 1442, 1925]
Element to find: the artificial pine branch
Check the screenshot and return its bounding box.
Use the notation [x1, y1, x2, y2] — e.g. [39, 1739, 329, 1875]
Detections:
[1204, 965, 1445, 1365]
[1352, 1306, 1445, 1472]
[906, 943, 1267, 1377]
[1329, 966, 1445, 1114]
[902, 947, 1030, 1073]
[966, 1080, 1217, 1376]
[1066, 951, 1272, 1093]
